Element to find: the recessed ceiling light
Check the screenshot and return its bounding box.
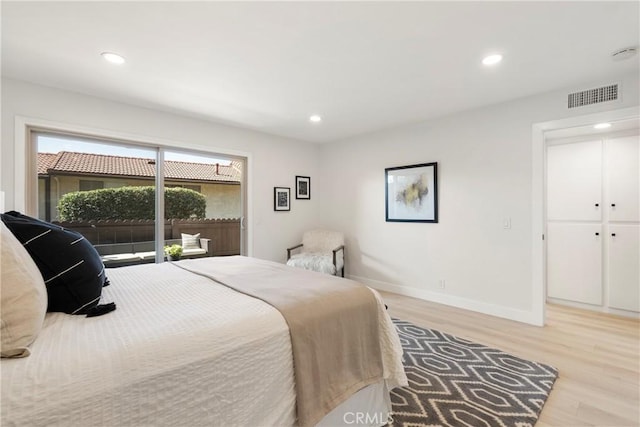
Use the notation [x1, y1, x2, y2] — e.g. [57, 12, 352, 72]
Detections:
[309, 115, 322, 123]
[101, 52, 125, 65]
[482, 54, 503, 66]
[594, 123, 612, 129]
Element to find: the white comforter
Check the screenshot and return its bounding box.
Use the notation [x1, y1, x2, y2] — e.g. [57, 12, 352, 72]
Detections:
[1, 260, 406, 427]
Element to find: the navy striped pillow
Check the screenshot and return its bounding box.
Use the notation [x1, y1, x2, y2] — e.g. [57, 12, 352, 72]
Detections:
[0, 212, 115, 317]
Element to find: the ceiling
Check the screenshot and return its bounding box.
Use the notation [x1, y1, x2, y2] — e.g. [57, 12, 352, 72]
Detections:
[2, 1, 639, 144]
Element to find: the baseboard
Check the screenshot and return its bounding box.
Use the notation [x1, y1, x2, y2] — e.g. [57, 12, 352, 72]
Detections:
[350, 274, 542, 326]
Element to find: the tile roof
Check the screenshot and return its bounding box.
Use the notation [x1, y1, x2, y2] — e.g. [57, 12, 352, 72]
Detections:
[37, 152, 58, 175]
[37, 151, 241, 183]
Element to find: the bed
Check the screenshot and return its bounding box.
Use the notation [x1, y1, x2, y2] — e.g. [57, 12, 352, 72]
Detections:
[1, 256, 407, 427]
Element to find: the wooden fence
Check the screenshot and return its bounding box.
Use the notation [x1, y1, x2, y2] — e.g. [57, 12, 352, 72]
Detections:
[54, 218, 241, 256]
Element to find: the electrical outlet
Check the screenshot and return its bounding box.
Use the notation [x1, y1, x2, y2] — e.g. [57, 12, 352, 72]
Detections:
[439, 279, 446, 289]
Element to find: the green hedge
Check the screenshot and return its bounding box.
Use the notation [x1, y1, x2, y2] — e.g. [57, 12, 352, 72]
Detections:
[58, 186, 206, 221]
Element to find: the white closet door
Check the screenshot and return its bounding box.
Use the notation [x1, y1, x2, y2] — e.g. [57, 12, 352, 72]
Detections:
[547, 140, 602, 221]
[547, 223, 602, 305]
[608, 224, 640, 312]
[607, 135, 640, 222]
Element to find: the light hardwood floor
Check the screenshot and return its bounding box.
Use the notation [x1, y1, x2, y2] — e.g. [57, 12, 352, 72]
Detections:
[380, 291, 640, 427]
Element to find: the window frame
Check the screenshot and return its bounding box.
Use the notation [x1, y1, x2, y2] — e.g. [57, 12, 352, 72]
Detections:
[15, 116, 251, 259]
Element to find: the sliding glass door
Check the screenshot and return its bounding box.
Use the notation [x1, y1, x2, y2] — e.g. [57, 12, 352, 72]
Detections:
[33, 131, 245, 267]
[162, 149, 242, 261]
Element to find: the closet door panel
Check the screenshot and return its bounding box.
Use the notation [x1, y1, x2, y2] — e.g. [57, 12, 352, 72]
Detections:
[607, 135, 640, 222]
[547, 140, 602, 221]
[547, 223, 602, 305]
[608, 224, 640, 312]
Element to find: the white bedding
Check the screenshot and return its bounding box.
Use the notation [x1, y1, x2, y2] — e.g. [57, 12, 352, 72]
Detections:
[1, 260, 406, 426]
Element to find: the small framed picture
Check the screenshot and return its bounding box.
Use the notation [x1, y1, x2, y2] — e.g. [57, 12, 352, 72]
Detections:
[274, 187, 291, 211]
[296, 176, 311, 200]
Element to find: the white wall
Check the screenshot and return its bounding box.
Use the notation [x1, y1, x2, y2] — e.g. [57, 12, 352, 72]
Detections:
[318, 71, 639, 324]
[3, 73, 638, 325]
[1, 78, 321, 262]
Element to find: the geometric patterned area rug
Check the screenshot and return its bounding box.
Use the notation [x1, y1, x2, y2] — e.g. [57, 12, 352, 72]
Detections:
[389, 319, 558, 427]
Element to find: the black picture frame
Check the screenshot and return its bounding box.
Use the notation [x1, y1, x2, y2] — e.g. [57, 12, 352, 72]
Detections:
[385, 162, 438, 223]
[274, 187, 291, 211]
[295, 176, 311, 200]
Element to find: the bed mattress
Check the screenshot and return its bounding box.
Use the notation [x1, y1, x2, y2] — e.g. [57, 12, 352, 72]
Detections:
[2, 262, 296, 426]
[1, 259, 406, 426]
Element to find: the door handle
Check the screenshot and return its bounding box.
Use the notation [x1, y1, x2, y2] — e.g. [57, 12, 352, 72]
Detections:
[611, 203, 616, 207]
[595, 203, 599, 207]
[595, 232, 600, 236]
[611, 233, 616, 237]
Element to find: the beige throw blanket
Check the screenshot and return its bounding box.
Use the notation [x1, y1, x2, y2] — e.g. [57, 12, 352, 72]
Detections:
[176, 256, 384, 427]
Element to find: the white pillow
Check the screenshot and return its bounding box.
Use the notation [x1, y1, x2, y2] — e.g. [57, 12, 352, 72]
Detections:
[1, 221, 48, 358]
[181, 233, 201, 250]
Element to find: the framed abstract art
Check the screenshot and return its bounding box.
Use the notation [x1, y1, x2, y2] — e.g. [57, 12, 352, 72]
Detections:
[274, 187, 291, 211]
[295, 176, 311, 200]
[385, 162, 438, 223]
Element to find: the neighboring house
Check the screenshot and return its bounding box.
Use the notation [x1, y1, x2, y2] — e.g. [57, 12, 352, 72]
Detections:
[37, 151, 241, 221]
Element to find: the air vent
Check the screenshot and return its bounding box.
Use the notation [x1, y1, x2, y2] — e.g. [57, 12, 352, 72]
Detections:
[568, 84, 618, 108]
